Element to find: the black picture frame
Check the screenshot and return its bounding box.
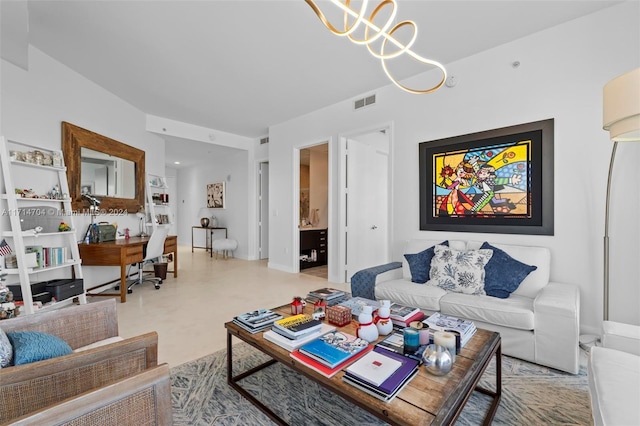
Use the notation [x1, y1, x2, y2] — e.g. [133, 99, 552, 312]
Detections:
[419, 119, 554, 235]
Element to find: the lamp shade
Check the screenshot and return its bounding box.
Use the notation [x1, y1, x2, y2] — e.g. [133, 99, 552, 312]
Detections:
[603, 67, 640, 142]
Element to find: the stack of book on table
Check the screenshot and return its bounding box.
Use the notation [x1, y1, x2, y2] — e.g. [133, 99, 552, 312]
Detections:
[232, 309, 284, 334]
[338, 296, 380, 316]
[423, 312, 477, 349]
[343, 346, 420, 402]
[389, 303, 425, 327]
[264, 314, 336, 351]
[305, 287, 349, 306]
[375, 329, 429, 364]
[290, 330, 371, 377]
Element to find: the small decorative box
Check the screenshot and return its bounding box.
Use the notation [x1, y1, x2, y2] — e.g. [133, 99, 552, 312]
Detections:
[326, 305, 351, 327]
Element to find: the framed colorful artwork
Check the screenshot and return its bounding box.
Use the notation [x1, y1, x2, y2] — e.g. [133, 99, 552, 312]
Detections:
[419, 119, 554, 235]
[207, 182, 225, 209]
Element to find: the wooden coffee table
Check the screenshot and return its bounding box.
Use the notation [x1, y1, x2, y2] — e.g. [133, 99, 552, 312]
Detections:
[226, 304, 501, 425]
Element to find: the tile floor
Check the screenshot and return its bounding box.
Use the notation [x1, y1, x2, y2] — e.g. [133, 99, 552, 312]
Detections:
[98, 246, 346, 367]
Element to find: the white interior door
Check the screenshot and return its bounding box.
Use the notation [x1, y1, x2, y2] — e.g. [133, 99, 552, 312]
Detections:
[259, 162, 269, 259]
[345, 136, 389, 280]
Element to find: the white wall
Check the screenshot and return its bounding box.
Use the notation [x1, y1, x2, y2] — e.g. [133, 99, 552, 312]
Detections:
[1, 46, 166, 287]
[175, 148, 250, 259]
[268, 3, 640, 334]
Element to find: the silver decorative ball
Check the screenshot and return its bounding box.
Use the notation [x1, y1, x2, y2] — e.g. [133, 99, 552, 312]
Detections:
[200, 217, 210, 228]
[422, 344, 453, 376]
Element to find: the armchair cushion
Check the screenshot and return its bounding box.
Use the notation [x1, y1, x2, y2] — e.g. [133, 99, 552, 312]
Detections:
[480, 241, 537, 299]
[7, 331, 72, 365]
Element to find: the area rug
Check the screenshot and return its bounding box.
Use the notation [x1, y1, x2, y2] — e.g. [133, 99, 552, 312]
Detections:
[171, 342, 591, 425]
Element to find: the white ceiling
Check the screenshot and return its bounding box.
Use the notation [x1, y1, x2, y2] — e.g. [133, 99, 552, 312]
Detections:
[19, 0, 623, 166]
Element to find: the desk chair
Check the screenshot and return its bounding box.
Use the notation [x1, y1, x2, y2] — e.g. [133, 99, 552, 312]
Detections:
[127, 227, 169, 292]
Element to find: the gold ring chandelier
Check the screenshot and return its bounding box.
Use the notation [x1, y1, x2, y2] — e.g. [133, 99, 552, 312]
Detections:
[305, 0, 447, 94]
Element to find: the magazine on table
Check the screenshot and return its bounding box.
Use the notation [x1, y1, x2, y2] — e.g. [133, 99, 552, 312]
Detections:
[272, 314, 323, 339]
[388, 303, 420, 321]
[345, 349, 402, 386]
[263, 323, 336, 352]
[423, 312, 476, 343]
[232, 319, 273, 334]
[338, 297, 380, 316]
[290, 344, 372, 378]
[307, 287, 346, 300]
[298, 331, 369, 369]
[235, 309, 283, 329]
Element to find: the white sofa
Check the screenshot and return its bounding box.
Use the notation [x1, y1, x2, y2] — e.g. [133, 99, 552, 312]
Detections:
[356, 239, 580, 374]
[588, 321, 640, 426]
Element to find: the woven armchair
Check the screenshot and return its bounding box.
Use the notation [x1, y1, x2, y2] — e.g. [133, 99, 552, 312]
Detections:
[7, 364, 173, 425]
[0, 299, 158, 423]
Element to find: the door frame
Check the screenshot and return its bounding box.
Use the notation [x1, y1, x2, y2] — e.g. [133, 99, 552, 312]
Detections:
[338, 122, 394, 283]
[293, 139, 332, 275]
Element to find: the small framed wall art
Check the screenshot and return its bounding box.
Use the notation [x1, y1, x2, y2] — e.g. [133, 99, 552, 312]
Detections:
[419, 119, 554, 235]
[207, 182, 225, 209]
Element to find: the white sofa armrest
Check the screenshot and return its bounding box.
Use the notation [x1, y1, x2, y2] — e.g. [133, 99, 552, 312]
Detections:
[602, 321, 640, 356]
[533, 281, 580, 374]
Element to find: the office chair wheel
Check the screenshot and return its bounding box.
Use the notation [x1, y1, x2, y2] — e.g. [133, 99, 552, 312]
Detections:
[128, 289, 133, 294]
[154, 284, 160, 290]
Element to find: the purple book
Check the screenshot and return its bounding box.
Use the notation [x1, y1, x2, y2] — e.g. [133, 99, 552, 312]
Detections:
[345, 346, 419, 395]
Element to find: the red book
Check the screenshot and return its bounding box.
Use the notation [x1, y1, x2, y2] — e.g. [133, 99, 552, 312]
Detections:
[390, 310, 425, 327]
[290, 345, 373, 378]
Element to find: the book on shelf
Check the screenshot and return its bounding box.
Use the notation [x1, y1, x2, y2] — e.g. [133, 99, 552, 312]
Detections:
[235, 309, 283, 329]
[388, 303, 420, 321]
[338, 297, 380, 316]
[423, 312, 476, 348]
[272, 314, 323, 339]
[290, 344, 372, 378]
[307, 287, 346, 300]
[263, 323, 336, 352]
[297, 330, 369, 369]
[345, 349, 403, 387]
[390, 310, 425, 328]
[343, 347, 420, 402]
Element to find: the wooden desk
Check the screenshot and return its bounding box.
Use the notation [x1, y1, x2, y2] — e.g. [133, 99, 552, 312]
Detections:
[80, 235, 178, 303]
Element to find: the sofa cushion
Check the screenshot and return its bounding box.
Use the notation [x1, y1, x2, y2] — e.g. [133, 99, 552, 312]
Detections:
[588, 347, 640, 426]
[480, 242, 538, 299]
[402, 239, 467, 280]
[7, 331, 73, 365]
[439, 292, 535, 330]
[467, 241, 550, 298]
[375, 278, 447, 312]
[403, 240, 448, 283]
[429, 245, 493, 296]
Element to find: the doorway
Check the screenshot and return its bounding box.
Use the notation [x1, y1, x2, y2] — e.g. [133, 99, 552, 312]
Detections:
[299, 144, 329, 280]
[340, 126, 391, 282]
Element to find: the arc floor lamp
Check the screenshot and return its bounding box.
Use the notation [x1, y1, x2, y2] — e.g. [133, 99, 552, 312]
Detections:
[602, 67, 640, 321]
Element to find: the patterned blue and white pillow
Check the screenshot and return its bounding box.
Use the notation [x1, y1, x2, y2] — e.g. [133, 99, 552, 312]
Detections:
[0, 327, 12, 368]
[429, 245, 493, 295]
[7, 331, 72, 366]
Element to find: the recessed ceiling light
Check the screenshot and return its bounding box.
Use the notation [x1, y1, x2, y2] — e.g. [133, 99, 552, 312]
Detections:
[174, 161, 180, 164]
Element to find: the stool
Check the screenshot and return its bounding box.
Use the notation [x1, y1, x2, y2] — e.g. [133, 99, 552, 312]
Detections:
[211, 238, 238, 259]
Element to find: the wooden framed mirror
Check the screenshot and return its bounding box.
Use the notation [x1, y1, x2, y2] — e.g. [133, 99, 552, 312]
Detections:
[62, 122, 145, 213]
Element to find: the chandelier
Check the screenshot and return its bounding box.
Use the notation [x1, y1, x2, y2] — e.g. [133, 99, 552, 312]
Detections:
[304, 0, 447, 94]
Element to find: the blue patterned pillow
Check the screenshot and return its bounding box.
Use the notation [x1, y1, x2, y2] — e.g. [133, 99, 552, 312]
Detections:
[6, 331, 72, 366]
[404, 240, 448, 283]
[429, 245, 492, 295]
[481, 242, 537, 299]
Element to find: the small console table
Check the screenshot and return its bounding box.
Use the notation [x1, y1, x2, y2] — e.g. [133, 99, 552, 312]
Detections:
[191, 226, 227, 253]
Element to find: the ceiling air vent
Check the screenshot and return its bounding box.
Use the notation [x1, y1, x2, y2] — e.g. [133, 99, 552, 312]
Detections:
[260, 137, 269, 144]
[354, 94, 376, 110]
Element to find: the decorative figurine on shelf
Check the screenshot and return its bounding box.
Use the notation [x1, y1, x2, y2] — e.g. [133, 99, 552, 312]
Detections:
[374, 299, 393, 336]
[0, 268, 17, 320]
[291, 296, 304, 315]
[58, 222, 71, 232]
[355, 305, 379, 343]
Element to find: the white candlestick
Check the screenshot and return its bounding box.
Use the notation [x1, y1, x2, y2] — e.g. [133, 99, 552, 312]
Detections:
[434, 331, 456, 363]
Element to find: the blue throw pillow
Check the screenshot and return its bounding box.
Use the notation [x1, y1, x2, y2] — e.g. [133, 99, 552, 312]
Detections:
[7, 331, 73, 366]
[404, 240, 448, 283]
[481, 242, 537, 298]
